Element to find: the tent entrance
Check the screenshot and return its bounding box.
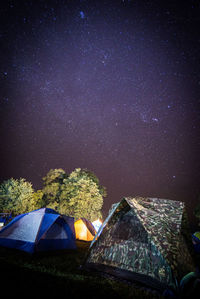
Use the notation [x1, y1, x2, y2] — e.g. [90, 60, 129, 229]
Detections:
[111, 209, 148, 243]
[86, 262, 168, 293]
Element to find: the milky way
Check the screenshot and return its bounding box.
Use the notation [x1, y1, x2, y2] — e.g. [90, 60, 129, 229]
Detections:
[0, 0, 200, 222]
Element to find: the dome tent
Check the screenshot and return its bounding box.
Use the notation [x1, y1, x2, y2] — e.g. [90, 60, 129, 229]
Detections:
[0, 208, 76, 253]
[75, 218, 96, 241]
[86, 197, 195, 293]
[192, 232, 200, 253]
[92, 219, 103, 232]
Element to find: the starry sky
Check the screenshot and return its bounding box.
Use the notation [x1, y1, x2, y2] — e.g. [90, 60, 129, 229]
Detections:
[0, 0, 200, 223]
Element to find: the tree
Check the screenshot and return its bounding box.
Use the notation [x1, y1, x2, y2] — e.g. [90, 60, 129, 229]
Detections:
[28, 190, 45, 211]
[42, 168, 67, 206]
[42, 168, 66, 186]
[0, 178, 35, 215]
[41, 168, 106, 221]
[59, 168, 105, 221]
[0, 168, 106, 221]
[81, 168, 107, 198]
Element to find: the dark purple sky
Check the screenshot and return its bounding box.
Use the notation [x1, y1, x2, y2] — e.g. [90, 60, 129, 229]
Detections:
[0, 0, 200, 222]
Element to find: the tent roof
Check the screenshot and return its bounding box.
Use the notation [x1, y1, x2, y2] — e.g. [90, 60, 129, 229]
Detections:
[89, 197, 194, 284]
[125, 198, 184, 270]
[31, 208, 59, 214]
[78, 218, 96, 236]
[0, 208, 76, 253]
[92, 219, 102, 231]
[117, 198, 194, 274]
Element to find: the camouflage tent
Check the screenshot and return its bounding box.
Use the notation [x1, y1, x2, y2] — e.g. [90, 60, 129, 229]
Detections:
[85, 197, 195, 292]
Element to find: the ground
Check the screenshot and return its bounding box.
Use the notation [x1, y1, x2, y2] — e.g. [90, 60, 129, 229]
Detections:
[0, 241, 164, 299]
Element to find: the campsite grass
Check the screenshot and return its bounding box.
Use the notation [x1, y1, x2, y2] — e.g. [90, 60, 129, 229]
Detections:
[0, 241, 164, 299]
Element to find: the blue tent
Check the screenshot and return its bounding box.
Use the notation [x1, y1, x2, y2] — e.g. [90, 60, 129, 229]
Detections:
[0, 208, 76, 253]
[192, 232, 200, 253]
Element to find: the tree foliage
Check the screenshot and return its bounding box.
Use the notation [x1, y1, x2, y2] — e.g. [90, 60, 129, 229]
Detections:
[0, 178, 35, 215]
[42, 168, 105, 221]
[0, 168, 106, 221]
[29, 189, 45, 211]
[42, 168, 66, 186]
[42, 168, 67, 208]
[59, 168, 104, 221]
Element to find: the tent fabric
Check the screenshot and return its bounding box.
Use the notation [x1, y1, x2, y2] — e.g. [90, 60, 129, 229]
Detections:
[180, 272, 200, 297]
[92, 219, 102, 232]
[86, 197, 195, 292]
[193, 232, 200, 240]
[81, 218, 96, 236]
[0, 208, 76, 253]
[75, 218, 96, 241]
[192, 232, 200, 253]
[62, 215, 76, 237]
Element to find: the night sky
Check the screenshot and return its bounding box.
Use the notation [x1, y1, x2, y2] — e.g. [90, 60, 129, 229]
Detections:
[0, 0, 200, 223]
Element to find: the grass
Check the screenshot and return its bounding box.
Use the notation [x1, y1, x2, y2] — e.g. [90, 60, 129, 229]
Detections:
[0, 241, 164, 299]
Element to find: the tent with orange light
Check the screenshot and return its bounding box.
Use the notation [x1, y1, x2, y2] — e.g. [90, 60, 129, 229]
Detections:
[75, 218, 96, 241]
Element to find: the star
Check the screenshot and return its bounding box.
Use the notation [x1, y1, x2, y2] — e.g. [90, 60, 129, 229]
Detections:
[0, 0, 199, 223]
[79, 11, 85, 19]
[152, 118, 159, 123]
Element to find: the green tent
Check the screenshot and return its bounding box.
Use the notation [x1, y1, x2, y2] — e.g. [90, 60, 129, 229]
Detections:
[85, 197, 195, 293]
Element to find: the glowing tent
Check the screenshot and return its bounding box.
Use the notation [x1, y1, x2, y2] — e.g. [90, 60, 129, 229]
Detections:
[92, 219, 102, 232]
[75, 218, 96, 241]
[0, 208, 76, 253]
